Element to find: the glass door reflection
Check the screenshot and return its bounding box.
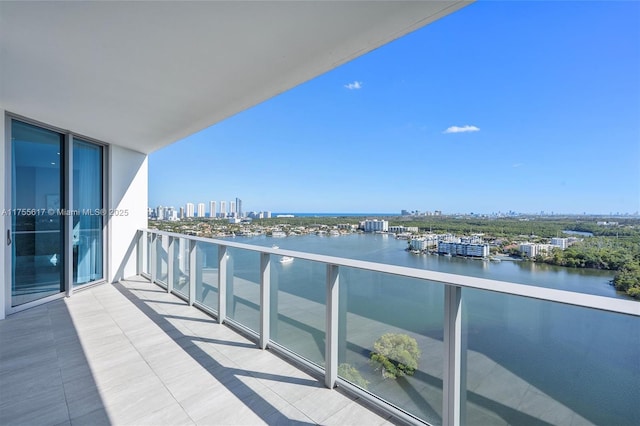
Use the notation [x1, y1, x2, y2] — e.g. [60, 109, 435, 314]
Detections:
[11, 120, 65, 306]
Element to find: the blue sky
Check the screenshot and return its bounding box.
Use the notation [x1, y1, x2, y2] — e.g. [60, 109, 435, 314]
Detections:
[149, 1, 640, 215]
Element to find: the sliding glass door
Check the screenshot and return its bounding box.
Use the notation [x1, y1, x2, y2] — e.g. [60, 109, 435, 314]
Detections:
[73, 140, 103, 285]
[11, 120, 65, 306]
[8, 117, 105, 309]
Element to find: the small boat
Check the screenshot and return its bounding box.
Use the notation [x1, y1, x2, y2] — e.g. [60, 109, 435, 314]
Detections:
[280, 256, 294, 264]
[272, 245, 279, 249]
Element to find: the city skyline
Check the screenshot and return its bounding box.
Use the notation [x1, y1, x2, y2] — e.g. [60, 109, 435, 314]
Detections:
[149, 1, 640, 215]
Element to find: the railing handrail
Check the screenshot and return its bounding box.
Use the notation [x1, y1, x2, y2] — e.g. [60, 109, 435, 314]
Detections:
[141, 228, 640, 317]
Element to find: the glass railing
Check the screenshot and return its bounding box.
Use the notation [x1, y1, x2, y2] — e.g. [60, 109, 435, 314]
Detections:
[138, 229, 640, 426]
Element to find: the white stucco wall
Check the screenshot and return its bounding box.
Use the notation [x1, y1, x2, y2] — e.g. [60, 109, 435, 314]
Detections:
[108, 145, 148, 283]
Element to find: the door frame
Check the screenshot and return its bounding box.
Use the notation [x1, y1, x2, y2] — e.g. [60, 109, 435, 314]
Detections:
[4, 112, 109, 315]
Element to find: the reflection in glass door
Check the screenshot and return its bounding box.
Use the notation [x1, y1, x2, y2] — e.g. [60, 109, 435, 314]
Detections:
[73, 139, 103, 285]
[11, 120, 65, 306]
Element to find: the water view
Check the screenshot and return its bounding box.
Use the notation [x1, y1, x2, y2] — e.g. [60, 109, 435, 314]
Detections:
[175, 233, 639, 425]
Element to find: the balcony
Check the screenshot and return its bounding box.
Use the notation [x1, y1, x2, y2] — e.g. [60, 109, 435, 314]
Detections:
[1, 229, 638, 425]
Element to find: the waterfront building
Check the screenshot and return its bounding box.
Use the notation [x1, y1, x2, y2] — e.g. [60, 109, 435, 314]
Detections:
[220, 201, 227, 217]
[461, 235, 484, 244]
[263, 211, 271, 218]
[209, 201, 217, 218]
[389, 225, 420, 234]
[409, 238, 428, 251]
[186, 202, 195, 218]
[519, 243, 555, 258]
[197, 203, 205, 218]
[439, 233, 461, 243]
[363, 219, 388, 232]
[229, 200, 236, 217]
[179, 206, 185, 219]
[438, 241, 490, 258]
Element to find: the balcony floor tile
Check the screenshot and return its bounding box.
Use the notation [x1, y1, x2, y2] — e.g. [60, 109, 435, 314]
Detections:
[0, 276, 394, 425]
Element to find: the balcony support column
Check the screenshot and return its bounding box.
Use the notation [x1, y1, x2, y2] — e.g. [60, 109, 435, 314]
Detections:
[167, 236, 174, 293]
[260, 252, 270, 349]
[136, 230, 145, 276]
[217, 245, 227, 324]
[149, 233, 157, 284]
[443, 284, 466, 426]
[325, 264, 339, 388]
[188, 239, 197, 305]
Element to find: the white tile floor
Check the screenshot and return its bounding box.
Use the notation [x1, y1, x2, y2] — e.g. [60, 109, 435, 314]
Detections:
[0, 277, 395, 425]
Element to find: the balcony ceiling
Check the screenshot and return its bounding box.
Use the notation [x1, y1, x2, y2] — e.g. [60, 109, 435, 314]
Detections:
[0, 1, 470, 154]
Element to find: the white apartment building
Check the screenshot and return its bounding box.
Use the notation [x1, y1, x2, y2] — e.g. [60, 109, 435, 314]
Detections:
[363, 219, 388, 233]
[389, 226, 419, 233]
[438, 242, 490, 258]
[551, 237, 569, 249]
[220, 201, 227, 217]
[209, 201, 217, 218]
[197, 203, 205, 218]
[519, 243, 555, 258]
[186, 202, 195, 218]
[409, 239, 428, 251]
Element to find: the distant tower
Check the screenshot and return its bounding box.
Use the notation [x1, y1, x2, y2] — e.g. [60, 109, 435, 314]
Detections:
[186, 203, 195, 218]
[229, 201, 236, 217]
[197, 203, 205, 218]
[209, 201, 216, 218]
[220, 201, 227, 217]
[235, 197, 242, 218]
[179, 207, 184, 219]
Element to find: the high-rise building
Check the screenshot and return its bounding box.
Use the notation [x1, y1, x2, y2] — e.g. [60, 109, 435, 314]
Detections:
[220, 201, 227, 217]
[229, 201, 236, 216]
[209, 201, 216, 218]
[186, 203, 195, 218]
[235, 197, 242, 218]
[197, 203, 205, 218]
[179, 207, 184, 219]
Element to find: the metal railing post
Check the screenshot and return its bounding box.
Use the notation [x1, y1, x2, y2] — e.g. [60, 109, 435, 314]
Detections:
[260, 252, 271, 349]
[189, 239, 197, 305]
[149, 233, 157, 284]
[325, 264, 339, 388]
[443, 284, 465, 426]
[218, 245, 227, 324]
[167, 236, 174, 293]
[136, 230, 145, 276]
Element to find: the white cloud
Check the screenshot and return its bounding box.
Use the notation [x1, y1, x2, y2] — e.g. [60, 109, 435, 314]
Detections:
[344, 81, 363, 90]
[512, 163, 523, 168]
[442, 125, 480, 134]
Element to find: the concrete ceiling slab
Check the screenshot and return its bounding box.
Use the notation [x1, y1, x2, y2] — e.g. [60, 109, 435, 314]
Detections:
[1, 1, 471, 153]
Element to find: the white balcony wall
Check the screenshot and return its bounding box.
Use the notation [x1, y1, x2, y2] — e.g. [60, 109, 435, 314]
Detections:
[108, 145, 147, 283]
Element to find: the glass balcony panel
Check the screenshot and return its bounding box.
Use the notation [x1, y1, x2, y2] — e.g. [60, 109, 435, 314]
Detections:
[172, 238, 189, 296]
[463, 288, 640, 426]
[145, 233, 152, 275]
[270, 257, 326, 366]
[226, 247, 260, 333]
[196, 242, 219, 312]
[156, 235, 168, 285]
[338, 267, 444, 425]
